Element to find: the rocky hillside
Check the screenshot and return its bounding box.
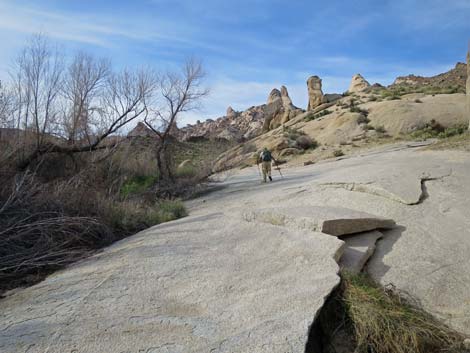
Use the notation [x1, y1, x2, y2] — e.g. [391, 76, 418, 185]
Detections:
[177, 77, 342, 143]
[177, 86, 304, 142]
[125, 61, 468, 172]
[171, 62, 466, 147]
[391, 62, 467, 90]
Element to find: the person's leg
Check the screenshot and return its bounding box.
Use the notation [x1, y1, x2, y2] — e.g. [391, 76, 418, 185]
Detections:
[267, 162, 272, 181]
[262, 162, 268, 182]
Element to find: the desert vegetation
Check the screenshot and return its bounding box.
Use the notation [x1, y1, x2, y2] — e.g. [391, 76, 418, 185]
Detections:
[0, 35, 211, 292]
[312, 272, 466, 353]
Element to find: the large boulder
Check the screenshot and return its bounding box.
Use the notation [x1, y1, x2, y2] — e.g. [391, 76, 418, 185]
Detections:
[348, 74, 370, 93]
[307, 76, 325, 111]
[0, 214, 344, 353]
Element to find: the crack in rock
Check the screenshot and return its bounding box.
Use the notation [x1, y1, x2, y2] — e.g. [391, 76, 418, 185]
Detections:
[318, 182, 411, 204]
[319, 169, 452, 206]
[410, 171, 452, 205]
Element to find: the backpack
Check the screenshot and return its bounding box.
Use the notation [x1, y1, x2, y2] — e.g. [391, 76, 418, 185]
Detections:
[261, 150, 272, 162]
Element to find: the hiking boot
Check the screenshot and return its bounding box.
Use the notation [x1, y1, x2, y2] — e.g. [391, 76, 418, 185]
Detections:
[269, 176, 272, 181]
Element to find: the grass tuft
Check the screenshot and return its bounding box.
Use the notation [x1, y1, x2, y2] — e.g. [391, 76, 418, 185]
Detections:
[342, 272, 464, 353]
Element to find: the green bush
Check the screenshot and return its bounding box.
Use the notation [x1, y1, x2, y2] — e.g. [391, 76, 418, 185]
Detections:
[175, 164, 197, 178]
[283, 127, 306, 140]
[437, 125, 467, 139]
[409, 120, 465, 140]
[350, 106, 369, 116]
[109, 200, 187, 233]
[304, 109, 332, 121]
[120, 175, 157, 198]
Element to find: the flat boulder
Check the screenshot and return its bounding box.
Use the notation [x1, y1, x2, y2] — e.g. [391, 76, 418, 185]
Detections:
[243, 206, 395, 236]
[0, 214, 343, 353]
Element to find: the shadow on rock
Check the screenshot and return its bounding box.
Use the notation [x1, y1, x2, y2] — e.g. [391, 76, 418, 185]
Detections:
[366, 225, 406, 281]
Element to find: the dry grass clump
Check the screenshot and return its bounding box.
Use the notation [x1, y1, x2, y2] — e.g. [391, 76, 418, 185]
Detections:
[342, 272, 464, 353]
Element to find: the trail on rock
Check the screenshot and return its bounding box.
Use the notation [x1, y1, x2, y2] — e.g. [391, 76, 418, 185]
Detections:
[1, 143, 469, 353]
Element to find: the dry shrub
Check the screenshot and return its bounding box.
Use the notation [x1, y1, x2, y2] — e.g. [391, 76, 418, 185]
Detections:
[0, 166, 187, 293]
[342, 272, 464, 353]
[296, 135, 318, 150]
[0, 174, 115, 292]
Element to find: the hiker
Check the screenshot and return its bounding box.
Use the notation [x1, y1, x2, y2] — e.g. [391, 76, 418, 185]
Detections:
[258, 147, 277, 183]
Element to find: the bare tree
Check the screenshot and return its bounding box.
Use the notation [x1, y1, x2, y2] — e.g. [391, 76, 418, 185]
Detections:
[145, 58, 208, 183]
[7, 34, 157, 170]
[61, 52, 110, 144]
[12, 35, 64, 148]
[0, 81, 13, 128]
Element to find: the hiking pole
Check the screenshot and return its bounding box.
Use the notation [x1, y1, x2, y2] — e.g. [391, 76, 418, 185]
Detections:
[274, 160, 284, 179]
[256, 162, 262, 179]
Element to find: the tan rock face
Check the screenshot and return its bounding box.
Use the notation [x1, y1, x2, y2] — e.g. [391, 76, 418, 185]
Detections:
[280, 85, 293, 106]
[263, 85, 303, 131]
[348, 74, 370, 93]
[307, 76, 325, 111]
[267, 88, 282, 104]
[226, 106, 238, 119]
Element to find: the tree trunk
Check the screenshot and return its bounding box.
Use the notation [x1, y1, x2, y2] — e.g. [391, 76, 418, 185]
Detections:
[156, 140, 174, 185]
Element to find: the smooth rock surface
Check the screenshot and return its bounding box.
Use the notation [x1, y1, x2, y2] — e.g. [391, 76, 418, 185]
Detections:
[197, 143, 470, 335]
[339, 231, 383, 273]
[0, 214, 343, 353]
[1, 142, 470, 352]
[243, 206, 395, 236]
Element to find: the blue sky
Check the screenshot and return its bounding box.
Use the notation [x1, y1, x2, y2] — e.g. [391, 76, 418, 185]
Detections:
[0, 0, 469, 125]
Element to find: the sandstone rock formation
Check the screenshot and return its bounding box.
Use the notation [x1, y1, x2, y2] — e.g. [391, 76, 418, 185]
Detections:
[262, 85, 303, 132]
[178, 86, 303, 142]
[348, 74, 370, 93]
[307, 76, 325, 110]
[226, 106, 238, 119]
[267, 88, 282, 104]
[280, 85, 293, 106]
